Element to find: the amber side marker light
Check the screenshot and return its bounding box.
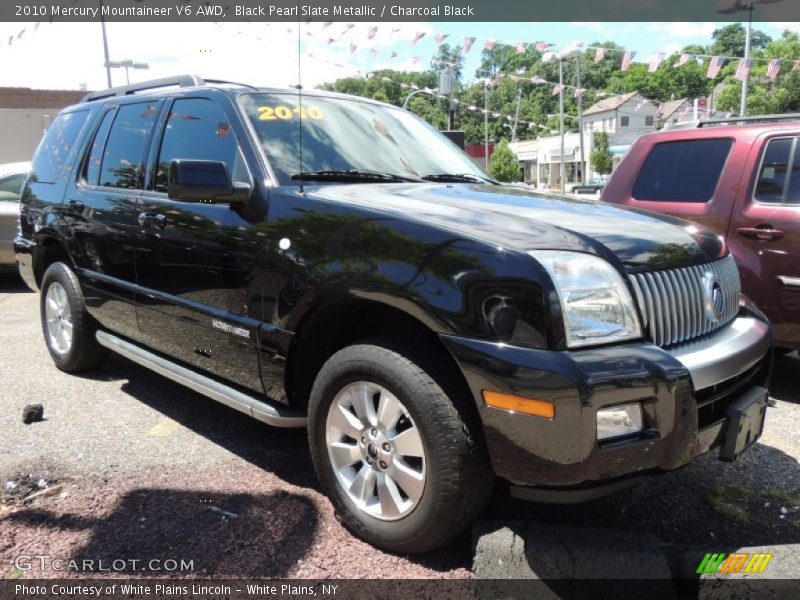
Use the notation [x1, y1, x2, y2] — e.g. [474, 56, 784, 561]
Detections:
[482, 390, 555, 419]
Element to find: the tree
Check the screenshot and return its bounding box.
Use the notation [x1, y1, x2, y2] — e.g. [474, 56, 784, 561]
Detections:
[710, 23, 771, 58]
[590, 132, 613, 176]
[489, 139, 520, 182]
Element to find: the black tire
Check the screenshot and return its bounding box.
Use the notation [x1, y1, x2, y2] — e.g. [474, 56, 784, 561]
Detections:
[308, 338, 494, 553]
[40, 262, 108, 372]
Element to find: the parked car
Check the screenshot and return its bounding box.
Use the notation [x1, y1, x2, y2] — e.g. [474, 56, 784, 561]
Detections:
[571, 178, 607, 194]
[602, 115, 800, 351]
[0, 161, 30, 269]
[16, 76, 772, 552]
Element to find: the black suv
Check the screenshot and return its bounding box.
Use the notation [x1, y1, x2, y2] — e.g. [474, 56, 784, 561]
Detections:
[16, 76, 772, 552]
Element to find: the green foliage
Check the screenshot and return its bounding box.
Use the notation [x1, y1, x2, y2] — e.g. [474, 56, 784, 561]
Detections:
[489, 139, 521, 182]
[590, 132, 613, 176]
[317, 24, 796, 144]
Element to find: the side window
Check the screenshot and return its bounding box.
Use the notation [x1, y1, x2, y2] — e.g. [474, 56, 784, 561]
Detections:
[98, 103, 159, 189]
[30, 110, 90, 184]
[632, 139, 733, 202]
[154, 98, 242, 193]
[0, 173, 26, 201]
[620, 116, 630, 127]
[755, 138, 794, 204]
[787, 141, 800, 205]
[645, 116, 654, 127]
[83, 110, 116, 186]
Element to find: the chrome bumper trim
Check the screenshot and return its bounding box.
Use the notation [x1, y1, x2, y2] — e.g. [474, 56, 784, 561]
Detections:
[667, 316, 771, 391]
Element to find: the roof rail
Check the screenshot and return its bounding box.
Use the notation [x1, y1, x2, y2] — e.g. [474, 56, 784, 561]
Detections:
[80, 75, 258, 103]
[81, 75, 206, 102]
[697, 113, 800, 127]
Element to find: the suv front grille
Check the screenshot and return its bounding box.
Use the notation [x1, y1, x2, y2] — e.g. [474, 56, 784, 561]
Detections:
[627, 255, 740, 347]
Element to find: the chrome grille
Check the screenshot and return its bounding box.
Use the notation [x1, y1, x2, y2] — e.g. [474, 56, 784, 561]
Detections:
[628, 255, 740, 347]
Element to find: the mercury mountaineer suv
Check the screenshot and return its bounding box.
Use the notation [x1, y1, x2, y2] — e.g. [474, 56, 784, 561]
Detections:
[15, 76, 772, 553]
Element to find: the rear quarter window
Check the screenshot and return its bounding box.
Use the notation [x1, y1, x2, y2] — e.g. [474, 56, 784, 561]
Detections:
[30, 110, 90, 184]
[631, 138, 733, 202]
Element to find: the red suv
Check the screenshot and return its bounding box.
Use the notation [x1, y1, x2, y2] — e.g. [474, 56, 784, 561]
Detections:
[602, 117, 800, 350]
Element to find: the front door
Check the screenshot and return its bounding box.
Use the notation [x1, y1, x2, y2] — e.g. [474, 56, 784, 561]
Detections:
[730, 135, 800, 346]
[135, 96, 266, 393]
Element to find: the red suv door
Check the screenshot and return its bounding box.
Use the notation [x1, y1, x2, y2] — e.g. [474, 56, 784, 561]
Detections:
[730, 134, 800, 347]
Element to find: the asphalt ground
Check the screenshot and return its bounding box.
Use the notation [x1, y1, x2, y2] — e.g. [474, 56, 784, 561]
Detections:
[1, 272, 799, 580]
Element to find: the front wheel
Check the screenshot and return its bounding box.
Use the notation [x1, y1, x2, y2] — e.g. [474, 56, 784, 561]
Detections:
[308, 339, 494, 553]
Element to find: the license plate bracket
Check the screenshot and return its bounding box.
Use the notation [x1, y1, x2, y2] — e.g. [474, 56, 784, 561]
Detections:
[719, 386, 768, 462]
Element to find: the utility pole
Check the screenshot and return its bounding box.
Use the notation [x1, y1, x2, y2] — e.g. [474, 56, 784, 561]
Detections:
[511, 88, 522, 142]
[741, 4, 753, 117]
[576, 57, 585, 184]
[448, 63, 456, 130]
[559, 60, 565, 190]
[484, 79, 490, 169]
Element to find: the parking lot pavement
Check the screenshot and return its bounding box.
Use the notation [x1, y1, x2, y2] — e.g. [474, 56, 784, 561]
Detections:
[1, 272, 799, 579]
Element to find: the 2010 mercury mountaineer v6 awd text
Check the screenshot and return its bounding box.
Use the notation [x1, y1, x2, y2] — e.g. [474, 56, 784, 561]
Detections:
[14, 75, 772, 552]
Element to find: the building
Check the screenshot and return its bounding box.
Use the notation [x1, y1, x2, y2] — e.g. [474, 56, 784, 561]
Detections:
[510, 91, 659, 189]
[0, 87, 86, 164]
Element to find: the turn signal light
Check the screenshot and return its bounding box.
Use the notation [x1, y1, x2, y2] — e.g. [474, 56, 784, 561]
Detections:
[482, 390, 555, 419]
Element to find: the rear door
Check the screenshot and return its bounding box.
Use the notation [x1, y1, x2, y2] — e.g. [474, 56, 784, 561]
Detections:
[730, 135, 800, 345]
[134, 95, 266, 394]
[65, 101, 161, 341]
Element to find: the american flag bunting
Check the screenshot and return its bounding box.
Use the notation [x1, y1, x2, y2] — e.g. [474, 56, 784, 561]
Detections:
[706, 56, 725, 78]
[734, 58, 752, 81]
[594, 48, 605, 63]
[485, 40, 497, 51]
[649, 53, 664, 73]
[675, 54, 691, 68]
[463, 36, 476, 53]
[621, 50, 636, 71]
[516, 42, 527, 54]
[767, 59, 781, 80]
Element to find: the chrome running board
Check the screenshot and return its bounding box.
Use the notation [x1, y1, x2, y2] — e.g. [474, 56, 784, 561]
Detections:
[96, 330, 307, 428]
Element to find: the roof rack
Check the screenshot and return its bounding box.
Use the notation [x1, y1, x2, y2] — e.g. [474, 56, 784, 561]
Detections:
[81, 75, 258, 103]
[697, 113, 800, 127]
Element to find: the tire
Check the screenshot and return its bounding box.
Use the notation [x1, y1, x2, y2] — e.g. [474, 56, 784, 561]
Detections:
[308, 338, 494, 553]
[40, 262, 108, 372]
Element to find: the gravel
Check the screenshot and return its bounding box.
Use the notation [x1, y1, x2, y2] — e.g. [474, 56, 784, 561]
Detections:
[1, 272, 799, 578]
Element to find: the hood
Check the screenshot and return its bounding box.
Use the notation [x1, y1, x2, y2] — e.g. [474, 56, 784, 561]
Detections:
[304, 182, 726, 271]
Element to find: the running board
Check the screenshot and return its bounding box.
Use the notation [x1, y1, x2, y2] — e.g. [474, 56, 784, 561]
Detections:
[96, 331, 307, 428]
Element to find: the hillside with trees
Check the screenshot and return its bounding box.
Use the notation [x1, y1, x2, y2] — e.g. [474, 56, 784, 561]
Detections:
[317, 25, 800, 145]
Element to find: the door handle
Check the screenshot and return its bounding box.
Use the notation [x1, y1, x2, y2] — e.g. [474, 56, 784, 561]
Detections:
[138, 212, 166, 229]
[65, 200, 84, 215]
[736, 227, 785, 242]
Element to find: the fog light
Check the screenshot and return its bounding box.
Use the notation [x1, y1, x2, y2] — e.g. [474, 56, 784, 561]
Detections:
[596, 403, 643, 440]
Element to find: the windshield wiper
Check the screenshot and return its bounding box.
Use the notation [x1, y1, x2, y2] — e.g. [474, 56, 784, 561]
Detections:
[421, 173, 498, 184]
[290, 169, 422, 183]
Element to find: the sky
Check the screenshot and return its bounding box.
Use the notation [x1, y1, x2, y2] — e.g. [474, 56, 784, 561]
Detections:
[1, 20, 799, 91]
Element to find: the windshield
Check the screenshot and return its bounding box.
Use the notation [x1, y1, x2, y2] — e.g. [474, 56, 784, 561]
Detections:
[239, 92, 490, 185]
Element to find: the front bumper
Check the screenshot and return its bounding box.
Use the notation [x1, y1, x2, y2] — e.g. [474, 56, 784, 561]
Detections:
[440, 308, 772, 489]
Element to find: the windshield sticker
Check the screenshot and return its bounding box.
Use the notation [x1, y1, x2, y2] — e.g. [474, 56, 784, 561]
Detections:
[257, 105, 324, 121]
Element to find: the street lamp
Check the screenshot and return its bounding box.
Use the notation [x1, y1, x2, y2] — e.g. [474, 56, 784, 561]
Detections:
[543, 44, 582, 191]
[105, 59, 149, 85]
[402, 88, 440, 110]
[716, 0, 785, 117]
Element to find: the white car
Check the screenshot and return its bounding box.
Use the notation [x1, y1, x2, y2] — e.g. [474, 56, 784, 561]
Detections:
[0, 161, 30, 269]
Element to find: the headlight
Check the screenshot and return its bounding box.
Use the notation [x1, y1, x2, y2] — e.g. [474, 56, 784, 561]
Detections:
[531, 251, 642, 348]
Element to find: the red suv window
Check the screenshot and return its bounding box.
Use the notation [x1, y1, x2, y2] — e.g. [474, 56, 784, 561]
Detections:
[632, 138, 733, 202]
[755, 137, 800, 205]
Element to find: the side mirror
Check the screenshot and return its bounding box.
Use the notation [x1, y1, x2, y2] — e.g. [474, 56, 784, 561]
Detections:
[167, 159, 250, 204]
